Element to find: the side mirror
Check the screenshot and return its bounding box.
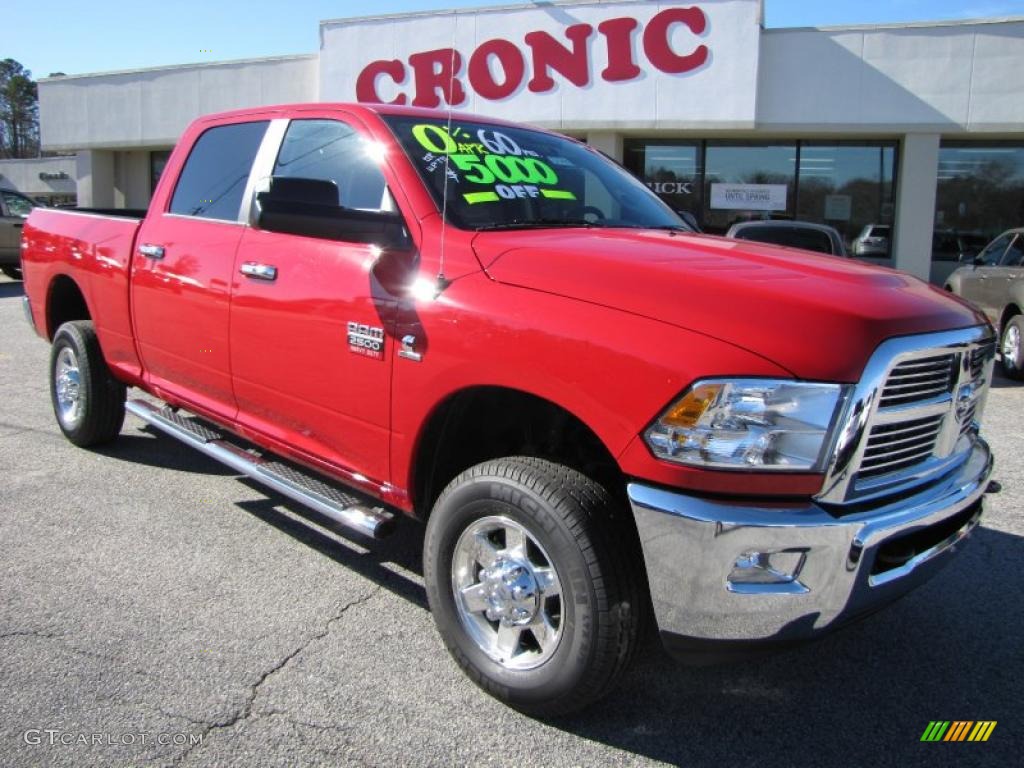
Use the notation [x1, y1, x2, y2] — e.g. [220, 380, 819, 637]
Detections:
[255, 176, 411, 250]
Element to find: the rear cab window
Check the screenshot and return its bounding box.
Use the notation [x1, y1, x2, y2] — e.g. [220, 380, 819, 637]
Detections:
[170, 121, 270, 221]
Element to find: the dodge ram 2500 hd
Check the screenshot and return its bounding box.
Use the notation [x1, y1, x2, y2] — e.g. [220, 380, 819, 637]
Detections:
[21, 103, 997, 716]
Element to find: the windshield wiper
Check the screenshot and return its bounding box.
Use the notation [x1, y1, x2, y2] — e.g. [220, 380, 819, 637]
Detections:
[474, 218, 599, 232]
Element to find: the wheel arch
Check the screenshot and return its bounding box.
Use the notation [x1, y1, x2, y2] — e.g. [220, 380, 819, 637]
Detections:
[45, 273, 91, 340]
[409, 385, 625, 518]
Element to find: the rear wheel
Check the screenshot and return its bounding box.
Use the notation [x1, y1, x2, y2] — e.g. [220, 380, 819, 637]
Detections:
[50, 321, 126, 446]
[423, 457, 642, 717]
[1000, 315, 1024, 380]
[1, 266, 21, 280]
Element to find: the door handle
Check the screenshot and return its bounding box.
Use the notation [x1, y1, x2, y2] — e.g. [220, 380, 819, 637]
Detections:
[138, 244, 165, 260]
[240, 262, 277, 281]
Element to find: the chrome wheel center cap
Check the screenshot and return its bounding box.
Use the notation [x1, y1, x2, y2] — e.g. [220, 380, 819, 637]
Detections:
[480, 558, 540, 626]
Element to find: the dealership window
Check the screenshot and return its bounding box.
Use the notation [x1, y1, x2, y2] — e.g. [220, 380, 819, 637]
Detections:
[935, 142, 1024, 244]
[797, 143, 896, 253]
[150, 150, 171, 195]
[624, 140, 703, 222]
[624, 139, 898, 243]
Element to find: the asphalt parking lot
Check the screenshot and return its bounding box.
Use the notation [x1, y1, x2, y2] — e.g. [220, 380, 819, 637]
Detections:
[1, 274, 1022, 767]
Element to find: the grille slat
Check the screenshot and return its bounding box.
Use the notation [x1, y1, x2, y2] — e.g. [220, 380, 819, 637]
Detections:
[859, 413, 944, 480]
[878, 353, 954, 407]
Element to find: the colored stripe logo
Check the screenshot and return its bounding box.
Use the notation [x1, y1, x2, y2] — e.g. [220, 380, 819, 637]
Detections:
[921, 721, 996, 742]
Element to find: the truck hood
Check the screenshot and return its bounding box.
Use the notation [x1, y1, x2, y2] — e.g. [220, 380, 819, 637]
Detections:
[472, 229, 987, 382]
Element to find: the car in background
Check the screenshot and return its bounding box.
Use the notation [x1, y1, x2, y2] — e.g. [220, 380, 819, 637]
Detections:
[946, 227, 1024, 379]
[1, 188, 39, 279]
[930, 230, 990, 285]
[851, 223, 891, 258]
[725, 220, 847, 257]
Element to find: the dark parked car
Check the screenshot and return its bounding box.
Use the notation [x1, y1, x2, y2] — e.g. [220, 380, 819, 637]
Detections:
[1, 189, 38, 279]
[725, 220, 847, 256]
[930, 230, 989, 285]
[946, 228, 1024, 379]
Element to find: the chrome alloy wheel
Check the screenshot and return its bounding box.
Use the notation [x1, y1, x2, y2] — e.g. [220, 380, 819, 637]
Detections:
[1003, 323, 1021, 366]
[54, 346, 83, 430]
[451, 516, 564, 670]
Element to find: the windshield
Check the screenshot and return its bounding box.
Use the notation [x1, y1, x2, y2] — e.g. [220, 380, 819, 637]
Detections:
[383, 115, 685, 232]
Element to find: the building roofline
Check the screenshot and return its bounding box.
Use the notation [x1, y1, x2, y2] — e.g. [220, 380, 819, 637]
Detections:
[764, 15, 1024, 34]
[38, 53, 318, 83]
[320, 0, 766, 26]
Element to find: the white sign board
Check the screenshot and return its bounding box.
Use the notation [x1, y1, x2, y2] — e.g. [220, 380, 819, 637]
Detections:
[824, 194, 852, 221]
[710, 183, 788, 211]
[319, 1, 763, 128]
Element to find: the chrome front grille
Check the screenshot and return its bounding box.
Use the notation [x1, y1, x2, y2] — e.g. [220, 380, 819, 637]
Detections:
[859, 414, 944, 478]
[878, 354, 955, 408]
[817, 326, 996, 506]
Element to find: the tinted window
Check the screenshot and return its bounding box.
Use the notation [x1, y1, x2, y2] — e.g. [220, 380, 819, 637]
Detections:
[978, 233, 1013, 266]
[2, 191, 35, 217]
[736, 225, 833, 254]
[170, 121, 269, 220]
[273, 120, 387, 211]
[1000, 236, 1024, 267]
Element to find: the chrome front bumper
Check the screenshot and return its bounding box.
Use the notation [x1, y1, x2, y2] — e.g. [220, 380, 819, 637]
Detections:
[629, 438, 992, 659]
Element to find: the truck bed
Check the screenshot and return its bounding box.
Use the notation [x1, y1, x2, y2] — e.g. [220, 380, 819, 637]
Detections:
[22, 207, 144, 383]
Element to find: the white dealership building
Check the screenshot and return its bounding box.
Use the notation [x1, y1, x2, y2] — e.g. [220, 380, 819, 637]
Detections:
[34, 0, 1024, 280]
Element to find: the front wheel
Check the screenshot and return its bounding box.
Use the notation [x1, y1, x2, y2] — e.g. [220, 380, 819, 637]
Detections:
[1000, 315, 1024, 380]
[423, 457, 642, 717]
[50, 321, 126, 446]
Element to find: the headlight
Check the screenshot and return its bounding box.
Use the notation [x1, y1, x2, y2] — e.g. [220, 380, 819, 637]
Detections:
[644, 379, 846, 471]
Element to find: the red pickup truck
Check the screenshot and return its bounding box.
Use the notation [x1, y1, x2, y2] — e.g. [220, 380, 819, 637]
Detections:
[22, 103, 997, 716]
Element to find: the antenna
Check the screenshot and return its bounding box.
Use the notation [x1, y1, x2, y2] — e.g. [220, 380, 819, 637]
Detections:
[434, 13, 458, 298]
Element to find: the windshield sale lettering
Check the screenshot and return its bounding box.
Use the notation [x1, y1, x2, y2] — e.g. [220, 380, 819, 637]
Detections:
[409, 123, 575, 204]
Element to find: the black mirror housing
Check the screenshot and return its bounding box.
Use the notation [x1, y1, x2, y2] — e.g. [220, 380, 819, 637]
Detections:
[256, 177, 411, 249]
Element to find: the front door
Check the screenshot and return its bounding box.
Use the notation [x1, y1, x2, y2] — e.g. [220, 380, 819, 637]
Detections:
[229, 117, 400, 485]
[131, 119, 269, 418]
[960, 232, 1013, 322]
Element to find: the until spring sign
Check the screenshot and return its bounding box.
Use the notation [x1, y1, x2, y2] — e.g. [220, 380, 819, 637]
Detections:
[711, 183, 788, 212]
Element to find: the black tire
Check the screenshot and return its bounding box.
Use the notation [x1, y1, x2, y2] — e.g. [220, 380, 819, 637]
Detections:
[50, 321, 126, 446]
[1, 266, 21, 280]
[1000, 314, 1024, 380]
[423, 457, 642, 717]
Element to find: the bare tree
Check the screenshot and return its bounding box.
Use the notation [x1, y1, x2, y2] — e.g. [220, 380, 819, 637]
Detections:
[0, 59, 40, 158]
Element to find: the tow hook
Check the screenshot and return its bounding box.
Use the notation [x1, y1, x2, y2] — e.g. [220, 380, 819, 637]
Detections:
[986, 480, 1002, 494]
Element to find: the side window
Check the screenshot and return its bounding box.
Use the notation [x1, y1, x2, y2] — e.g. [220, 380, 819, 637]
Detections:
[170, 121, 269, 221]
[272, 119, 387, 211]
[1000, 236, 1024, 267]
[978, 234, 1012, 266]
[2, 191, 35, 217]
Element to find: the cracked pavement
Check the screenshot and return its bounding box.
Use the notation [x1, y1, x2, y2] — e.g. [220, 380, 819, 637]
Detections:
[1, 275, 1022, 767]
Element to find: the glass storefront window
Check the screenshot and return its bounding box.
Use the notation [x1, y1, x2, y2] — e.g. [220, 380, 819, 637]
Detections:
[623, 139, 898, 242]
[797, 143, 896, 254]
[623, 140, 702, 224]
[935, 142, 1024, 240]
[703, 142, 795, 233]
[150, 150, 172, 196]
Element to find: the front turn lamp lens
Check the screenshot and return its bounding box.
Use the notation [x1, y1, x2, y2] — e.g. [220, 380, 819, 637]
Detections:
[645, 379, 846, 471]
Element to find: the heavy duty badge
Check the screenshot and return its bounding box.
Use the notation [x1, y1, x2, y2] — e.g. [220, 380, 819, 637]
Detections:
[347, 321, 385, 360]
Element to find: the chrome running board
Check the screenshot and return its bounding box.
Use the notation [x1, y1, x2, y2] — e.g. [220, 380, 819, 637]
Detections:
[125, 399, 396, 539]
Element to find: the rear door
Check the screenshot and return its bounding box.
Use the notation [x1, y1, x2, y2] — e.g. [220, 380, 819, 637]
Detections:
[131, 119, 269, 418]
[987, 235, 1024, 320]
[229, 116, 401, 485]
[959, 232, 1012, 319]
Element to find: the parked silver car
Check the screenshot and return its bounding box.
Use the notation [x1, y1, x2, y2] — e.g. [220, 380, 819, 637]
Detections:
[946, 228, 1024, 379]
[725, 220, 848, 257]
[1, 189, 38, 279]
[851, 223, 891, 258]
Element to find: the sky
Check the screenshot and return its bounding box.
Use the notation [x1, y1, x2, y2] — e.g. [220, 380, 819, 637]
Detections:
[5, 0, 1024, 79]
